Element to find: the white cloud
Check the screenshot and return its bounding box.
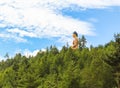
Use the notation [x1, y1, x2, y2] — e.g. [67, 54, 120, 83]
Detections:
[0, 55, 5, 61]
[0, 23, 6, 28]
[57, 36, 73, 46]
[41, 48, 46, 52]
[64, 0, 120, 9]
[14, 48, 46, 58]
[23, 49, 46, 57]
[0, 0, 119, 43]
[23, 49, 39, 57]
[0, 32, 27, 42]
[7, 28, 36, 37]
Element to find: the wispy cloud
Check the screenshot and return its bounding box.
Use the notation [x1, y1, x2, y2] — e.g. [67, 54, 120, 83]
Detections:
[0, 31, 27, 42]
[0, 0, 119, 43]
[7, 28, 36, 37]
[63, 0, 120, 9]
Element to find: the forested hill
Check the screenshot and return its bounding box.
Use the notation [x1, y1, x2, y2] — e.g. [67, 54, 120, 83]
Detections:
[0, 34, 120, 88]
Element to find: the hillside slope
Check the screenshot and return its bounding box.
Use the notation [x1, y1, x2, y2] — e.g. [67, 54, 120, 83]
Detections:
[0, 34, 120, 88]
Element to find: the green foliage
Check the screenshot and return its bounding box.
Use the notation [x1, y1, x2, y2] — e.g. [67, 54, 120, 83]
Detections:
[104, 34, 120, 88]
[0, 34, 120, 88]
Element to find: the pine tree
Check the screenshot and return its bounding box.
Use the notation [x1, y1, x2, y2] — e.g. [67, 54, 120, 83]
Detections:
[105, 34, 120, 88]
[4, 53, 9, 59]
[0, 34, 118, 88]
[79, 35, 87, 50]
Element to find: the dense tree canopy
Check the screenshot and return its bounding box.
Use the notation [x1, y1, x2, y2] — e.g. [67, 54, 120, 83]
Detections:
[0, 34, 119, 88]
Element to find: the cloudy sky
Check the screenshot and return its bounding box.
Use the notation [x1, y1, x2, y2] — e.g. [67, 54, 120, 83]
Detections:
[0, 0, 120, 60]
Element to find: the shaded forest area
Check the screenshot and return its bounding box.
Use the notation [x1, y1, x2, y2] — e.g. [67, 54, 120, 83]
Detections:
[0, 34, 120, 88]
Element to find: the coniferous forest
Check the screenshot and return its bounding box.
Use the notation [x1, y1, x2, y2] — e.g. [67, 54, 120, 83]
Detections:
[0, 34, 120, 88]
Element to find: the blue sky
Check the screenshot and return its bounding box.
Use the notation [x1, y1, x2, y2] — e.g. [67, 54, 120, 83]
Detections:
[62, 6, 120, 44]
[0, 0, 120, 60]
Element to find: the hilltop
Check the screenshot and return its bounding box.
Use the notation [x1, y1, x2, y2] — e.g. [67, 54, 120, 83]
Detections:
[0, 34, 120, 88]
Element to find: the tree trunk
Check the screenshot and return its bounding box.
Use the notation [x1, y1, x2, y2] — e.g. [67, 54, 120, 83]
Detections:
[118, 81, 120, 88]
[117, 78, 120, 88]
